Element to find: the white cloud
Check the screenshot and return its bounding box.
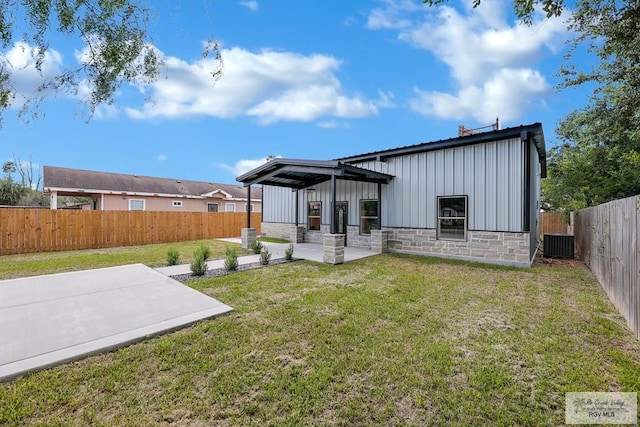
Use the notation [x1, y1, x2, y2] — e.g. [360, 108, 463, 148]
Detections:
[126, 47, 390, 123]
[0, 42, 64, 108]
[368, 0, 570, 124]
[157, 154, 168, 161]
[218, 155, 281, 177]
[240, 1, 259, 12]
[366, 0, 421, 29]
[409, 68, 550, 122]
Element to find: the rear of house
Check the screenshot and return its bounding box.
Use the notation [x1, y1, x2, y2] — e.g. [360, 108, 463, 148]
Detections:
[247, 123, 545, 267]
[43, 166, 262, 213]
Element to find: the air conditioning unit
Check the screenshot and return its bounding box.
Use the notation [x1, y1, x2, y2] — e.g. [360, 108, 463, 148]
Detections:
[543, 234, 575, 259]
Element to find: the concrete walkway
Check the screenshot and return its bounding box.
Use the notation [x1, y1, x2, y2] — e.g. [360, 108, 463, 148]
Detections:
[0, 264, 232, 382]
[155, 239, 377, 276]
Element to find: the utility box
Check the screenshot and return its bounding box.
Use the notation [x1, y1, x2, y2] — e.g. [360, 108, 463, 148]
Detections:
[543, 234, 575, 259]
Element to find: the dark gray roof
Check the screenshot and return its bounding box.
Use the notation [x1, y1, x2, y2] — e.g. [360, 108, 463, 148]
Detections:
[236, 159, 394, 189]
[43, 166, 262, 199]
[335, 123, 547, 177]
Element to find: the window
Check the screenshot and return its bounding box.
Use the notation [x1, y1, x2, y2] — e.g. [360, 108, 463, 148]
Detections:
[308, 201, 321, 231]
[225, 203, 236, 212]
[172, 201, 183, 207]
[360, 200, 379, 234]
[437, 196, 467, 240]
[207, 203, 219, 212]
[129, 199, 145, 211]
[244, 204, 254, 212]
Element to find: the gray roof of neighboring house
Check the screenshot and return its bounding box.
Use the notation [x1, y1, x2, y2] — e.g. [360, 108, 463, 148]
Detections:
[43, 166, 262, 200]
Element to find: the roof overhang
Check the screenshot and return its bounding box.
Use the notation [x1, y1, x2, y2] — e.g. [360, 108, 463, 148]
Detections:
[236, 159, 394, 189]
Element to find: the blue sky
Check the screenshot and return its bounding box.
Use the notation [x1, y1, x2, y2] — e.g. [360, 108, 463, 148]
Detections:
[1, 0, 591, 185]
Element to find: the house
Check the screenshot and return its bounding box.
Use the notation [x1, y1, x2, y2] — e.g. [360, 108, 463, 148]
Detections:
[43, 166, 262, 213]
[236, 123, 545, 267]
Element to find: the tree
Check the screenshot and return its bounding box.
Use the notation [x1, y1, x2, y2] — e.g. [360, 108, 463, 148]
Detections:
[0, 161, 26, 205]
[0, 1, 221, 125]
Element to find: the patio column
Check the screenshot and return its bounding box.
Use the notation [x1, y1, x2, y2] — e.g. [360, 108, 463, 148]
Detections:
[295, 189, 299, 226]
[50, 191, 57, 210]
[241, 227, 257, 249]
[246, 184, 251, 228]
[330, 174, 337, 234]
[323, 233, 344, 265]
[377, 182, 382, 230]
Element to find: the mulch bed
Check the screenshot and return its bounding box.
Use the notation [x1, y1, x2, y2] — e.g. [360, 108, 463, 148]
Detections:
[170, 258, 299, 282]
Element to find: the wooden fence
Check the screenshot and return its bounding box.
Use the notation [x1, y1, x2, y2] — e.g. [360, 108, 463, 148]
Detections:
[574, 195, 639, 340]
[0, 209, 261, 255]
[540, 212, 569, 235]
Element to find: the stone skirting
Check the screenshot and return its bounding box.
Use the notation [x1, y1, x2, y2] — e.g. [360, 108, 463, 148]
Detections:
[260, 222, 297, 241]
[384, 228, 531, 267]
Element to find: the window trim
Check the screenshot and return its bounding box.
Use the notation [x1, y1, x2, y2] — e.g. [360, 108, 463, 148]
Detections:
[225, 203, 236, 212]
[359, 199, 379, 235]
[437, 195, 468, 241]
[129, 199, 145, 211]
[307, 201, 321, 231]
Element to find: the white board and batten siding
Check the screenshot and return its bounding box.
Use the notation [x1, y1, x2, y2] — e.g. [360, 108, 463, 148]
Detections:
[263, 137, 528, 233]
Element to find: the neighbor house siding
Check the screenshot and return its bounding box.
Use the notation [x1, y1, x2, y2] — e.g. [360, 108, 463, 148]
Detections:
[99, 194, 261, 212]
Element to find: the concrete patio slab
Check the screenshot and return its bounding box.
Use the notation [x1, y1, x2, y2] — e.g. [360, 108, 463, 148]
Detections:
[0, 264, 232, 382]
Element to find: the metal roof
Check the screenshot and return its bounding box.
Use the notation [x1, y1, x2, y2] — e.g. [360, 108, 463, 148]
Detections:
[235, 159, 394, 189]
[335, 123, 547, 178]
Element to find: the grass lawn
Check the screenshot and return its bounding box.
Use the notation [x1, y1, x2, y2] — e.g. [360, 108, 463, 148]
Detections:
[1, 251, 639, 425]
[0, 239, 250, 280]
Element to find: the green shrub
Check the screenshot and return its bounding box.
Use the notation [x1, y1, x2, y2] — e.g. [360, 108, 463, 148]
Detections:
[224, 246, 238, 271]
[166, 247, 180, 266]
[250, 239, 263, 254]
[285, 243, 294, 261]
[190, 249, 208, 276]
[260, 248, 271, 265]
[198, 243, 212, 260]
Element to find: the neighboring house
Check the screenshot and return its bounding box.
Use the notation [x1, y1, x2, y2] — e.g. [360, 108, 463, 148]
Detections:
[43, 166, 262, 213]
[237, 123, 546, 267]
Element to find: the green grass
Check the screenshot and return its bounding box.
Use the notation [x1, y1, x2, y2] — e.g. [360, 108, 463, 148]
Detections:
[1, 252, 639, 425]
[0, 239, 250, 279]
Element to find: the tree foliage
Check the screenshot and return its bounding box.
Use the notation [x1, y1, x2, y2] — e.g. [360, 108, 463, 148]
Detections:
[0, 1, 221, 125]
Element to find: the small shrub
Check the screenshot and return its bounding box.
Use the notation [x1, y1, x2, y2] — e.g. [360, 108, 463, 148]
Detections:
[190, 249, 208, 276]
[224, 246, 239, 271]
[260, 247, 271, 265]
[250, 239, 263, 254]
[285, 243, 294, 261]
[166, 247, 180, 266]
[198, 243, 212, 260]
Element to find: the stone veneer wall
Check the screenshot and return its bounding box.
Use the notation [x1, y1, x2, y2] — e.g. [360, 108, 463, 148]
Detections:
[385, 228, 531, 267]
[260, 222, 295, 240]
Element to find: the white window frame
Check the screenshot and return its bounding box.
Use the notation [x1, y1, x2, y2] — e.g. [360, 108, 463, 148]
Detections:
[129, 199, 145, 211]
[172, 200, 183, 207]
[244, 204, 254, 212]
[207, 203, 219, 212]
[359, 199, 379, 235]
[225, 203, 236, 212]
[437, 196, 468, 241]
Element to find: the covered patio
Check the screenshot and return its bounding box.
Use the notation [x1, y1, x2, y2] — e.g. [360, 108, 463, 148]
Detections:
[236, 159, 394, 264]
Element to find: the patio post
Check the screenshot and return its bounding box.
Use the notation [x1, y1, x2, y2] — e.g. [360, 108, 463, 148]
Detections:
[246, 184, 251, 228]
[330, 174, 337, 234]
[377, 182, 382, 230]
